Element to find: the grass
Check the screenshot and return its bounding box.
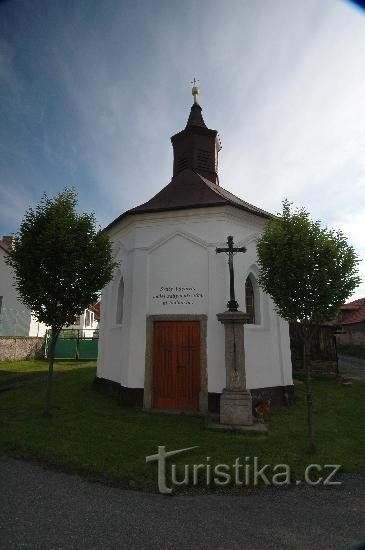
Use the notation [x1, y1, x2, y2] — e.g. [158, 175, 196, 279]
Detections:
[0, 360, 77, 385]
[0, 360, 364, 491]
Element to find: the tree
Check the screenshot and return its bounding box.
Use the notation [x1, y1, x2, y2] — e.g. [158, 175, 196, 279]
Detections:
[6, 188, 117, 416]
[256, 199, 360, 452]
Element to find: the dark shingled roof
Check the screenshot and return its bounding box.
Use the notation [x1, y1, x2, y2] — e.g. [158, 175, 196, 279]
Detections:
[185, 103, 207, 128]
[105, 169, 272, 231]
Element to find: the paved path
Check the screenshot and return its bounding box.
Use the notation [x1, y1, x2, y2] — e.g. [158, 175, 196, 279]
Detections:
[1, 457, 364, 549]
[338, 354, 365, 380]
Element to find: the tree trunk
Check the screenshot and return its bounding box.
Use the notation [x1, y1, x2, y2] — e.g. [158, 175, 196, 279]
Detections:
[44, 327, 58, 417]
[303, 329, 315, 453]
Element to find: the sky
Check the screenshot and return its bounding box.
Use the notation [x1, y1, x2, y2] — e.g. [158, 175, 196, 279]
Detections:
[1, 0, 364, 298]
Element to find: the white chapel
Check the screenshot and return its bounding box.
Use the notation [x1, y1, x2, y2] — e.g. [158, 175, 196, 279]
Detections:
[96, 88, 293, 413]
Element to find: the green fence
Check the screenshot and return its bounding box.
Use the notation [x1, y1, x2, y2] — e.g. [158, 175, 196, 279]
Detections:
[45, 329, 99, 360]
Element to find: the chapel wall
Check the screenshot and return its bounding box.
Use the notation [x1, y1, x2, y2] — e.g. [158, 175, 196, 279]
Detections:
[97, 207, 293, 393]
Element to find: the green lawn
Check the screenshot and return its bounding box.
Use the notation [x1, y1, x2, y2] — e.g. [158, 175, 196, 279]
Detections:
[0, 360, 364, 491]
[0, 360, 78, 385]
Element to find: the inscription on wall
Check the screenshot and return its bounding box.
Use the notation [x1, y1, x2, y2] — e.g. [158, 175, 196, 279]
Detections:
[152, 285, 204, 306]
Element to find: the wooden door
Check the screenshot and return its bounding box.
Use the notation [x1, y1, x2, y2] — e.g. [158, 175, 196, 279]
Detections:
[153, 321, 200, 410]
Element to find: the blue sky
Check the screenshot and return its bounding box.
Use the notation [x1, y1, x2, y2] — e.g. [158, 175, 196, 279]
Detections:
[1, 0, 364, 297]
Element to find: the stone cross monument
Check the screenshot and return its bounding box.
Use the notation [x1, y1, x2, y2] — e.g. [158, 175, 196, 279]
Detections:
[216, 236, 254, 427]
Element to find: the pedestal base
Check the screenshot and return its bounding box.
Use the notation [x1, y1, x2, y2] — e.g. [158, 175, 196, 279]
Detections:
[220, 389, 253, 426]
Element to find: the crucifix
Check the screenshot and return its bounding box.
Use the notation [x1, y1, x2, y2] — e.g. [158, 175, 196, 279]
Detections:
[216, 236, 247, 312]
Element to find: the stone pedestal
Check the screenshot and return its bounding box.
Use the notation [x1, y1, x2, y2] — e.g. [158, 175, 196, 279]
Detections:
[217, 310, 254, 427]
[220, 389, 253, 425]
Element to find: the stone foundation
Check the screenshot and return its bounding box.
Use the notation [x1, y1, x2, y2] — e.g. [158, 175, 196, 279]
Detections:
[93, 377, 145, 407]
[93, 377, 295, 413]
[0, 336, 44, 362]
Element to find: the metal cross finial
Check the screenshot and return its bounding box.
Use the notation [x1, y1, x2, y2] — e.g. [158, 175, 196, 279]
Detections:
[191, 78, 200, 104]
[216, 236, 247, 311]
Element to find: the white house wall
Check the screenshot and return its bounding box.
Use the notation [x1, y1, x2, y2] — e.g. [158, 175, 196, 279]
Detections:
[0, 249, 48, 337]
[29, 315, 48, 337]
[0, 249, 30, 336]
[97, 205, 293, 393]
[0, 249, 25, 310]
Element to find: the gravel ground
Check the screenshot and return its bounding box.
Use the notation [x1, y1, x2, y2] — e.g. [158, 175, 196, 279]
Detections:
[0, 456, 364, 549]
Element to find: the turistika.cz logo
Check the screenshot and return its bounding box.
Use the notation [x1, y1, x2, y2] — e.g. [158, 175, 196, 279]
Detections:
[146, 446, 342, 494]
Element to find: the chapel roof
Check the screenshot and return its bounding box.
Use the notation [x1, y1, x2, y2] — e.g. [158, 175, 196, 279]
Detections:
[106, 90, 272, 232]
[105, 169, 272, 231]
[185, 102, 207, 128]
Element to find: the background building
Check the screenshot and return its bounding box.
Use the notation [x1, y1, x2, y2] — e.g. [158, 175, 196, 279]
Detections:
[334, 298, 365, 347]
[0, 236, 48, 337]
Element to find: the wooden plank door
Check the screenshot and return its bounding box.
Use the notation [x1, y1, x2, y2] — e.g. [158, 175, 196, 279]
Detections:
[153, 321, 200, 410]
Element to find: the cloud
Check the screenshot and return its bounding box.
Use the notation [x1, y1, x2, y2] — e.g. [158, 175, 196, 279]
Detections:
[0, 40, 22, 93]
[220, 1, 365, 210]
[0, 0, 364, 300]
[0, 183, 34, 231]
[331, 209, 365, 300]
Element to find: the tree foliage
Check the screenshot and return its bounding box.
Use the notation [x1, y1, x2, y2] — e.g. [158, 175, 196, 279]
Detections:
[256, 199, 361, 451]
[6, 188, 117, 414]
[256, 199, 361, 325]
[6, 188, 116, 330]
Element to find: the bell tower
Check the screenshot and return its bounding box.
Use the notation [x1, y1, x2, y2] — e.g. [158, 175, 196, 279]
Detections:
[171, 80, 222, 184]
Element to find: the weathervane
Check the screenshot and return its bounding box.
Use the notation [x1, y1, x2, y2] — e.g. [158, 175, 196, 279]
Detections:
[191, 77, 200, 104]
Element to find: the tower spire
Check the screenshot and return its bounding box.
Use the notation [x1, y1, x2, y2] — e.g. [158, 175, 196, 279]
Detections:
[186, 78, 206, 128]
[170, 85, 222, 184]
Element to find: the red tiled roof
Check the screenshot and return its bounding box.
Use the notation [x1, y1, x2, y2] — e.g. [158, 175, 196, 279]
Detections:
[341, 303, 358, 310]
[340, 298, 365, 325]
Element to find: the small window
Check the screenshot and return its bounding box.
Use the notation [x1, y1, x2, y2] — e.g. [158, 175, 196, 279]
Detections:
[116, 277, 124, 325]
[245, 277, 255, 324]
[0, 296, 3, 315]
